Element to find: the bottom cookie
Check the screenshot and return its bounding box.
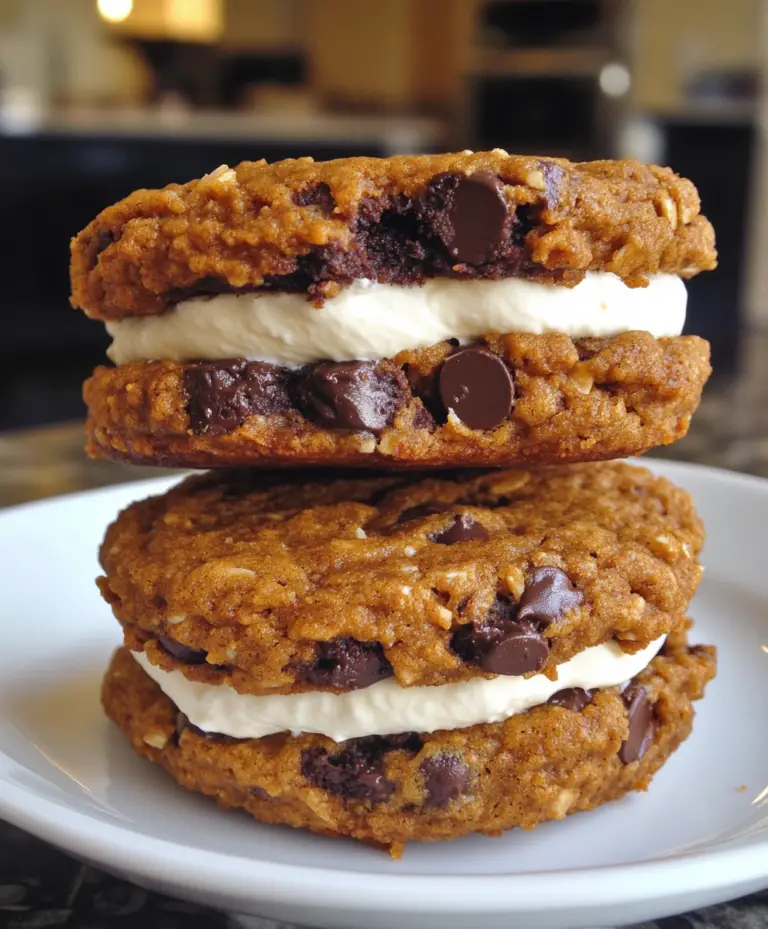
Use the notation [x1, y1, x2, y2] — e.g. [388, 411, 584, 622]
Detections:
[102, 632, 715, 857]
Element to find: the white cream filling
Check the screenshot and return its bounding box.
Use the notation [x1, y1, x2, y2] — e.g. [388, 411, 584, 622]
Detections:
[107, 273, 686, 367]
[134, 636, 665, 742]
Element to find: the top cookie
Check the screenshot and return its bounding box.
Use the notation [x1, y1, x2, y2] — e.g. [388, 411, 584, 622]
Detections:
[71, 151, 716, 321]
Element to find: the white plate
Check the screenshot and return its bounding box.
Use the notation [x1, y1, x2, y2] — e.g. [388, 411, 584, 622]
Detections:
[0, 460, 766, 929]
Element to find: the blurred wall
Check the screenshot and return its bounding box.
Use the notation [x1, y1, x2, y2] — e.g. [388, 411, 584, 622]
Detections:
[633, 0, 762, 110]
[0, 0, 147, 104]
[223, 0, 300, 49]
[302, 0, 413, 107]
[300, 0, 472, 111]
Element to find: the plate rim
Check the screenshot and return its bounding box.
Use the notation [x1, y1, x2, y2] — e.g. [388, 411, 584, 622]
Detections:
[1, 776, 764, 915]
[0, 457, 766, 916]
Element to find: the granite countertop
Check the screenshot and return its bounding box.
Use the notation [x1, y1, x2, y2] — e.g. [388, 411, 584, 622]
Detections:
[1, 355, 766, 927]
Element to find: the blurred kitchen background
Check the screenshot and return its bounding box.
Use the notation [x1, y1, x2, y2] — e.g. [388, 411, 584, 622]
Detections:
[0, 0, 766, 485]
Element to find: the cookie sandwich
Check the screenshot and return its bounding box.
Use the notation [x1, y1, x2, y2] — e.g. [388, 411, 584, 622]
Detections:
[100, 463, 716, 855]
[73, 151, 716, 469]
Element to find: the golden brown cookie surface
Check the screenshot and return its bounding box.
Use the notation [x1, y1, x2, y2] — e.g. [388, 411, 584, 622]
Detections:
[102, 635, 715, 855]
[98, 462, 704, 695]
[84, 331, 710, 470]
[71, 152, 716, 321]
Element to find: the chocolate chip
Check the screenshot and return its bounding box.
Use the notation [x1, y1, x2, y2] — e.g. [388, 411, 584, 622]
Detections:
[301, 739, 393, 803]
[432, 514, 489, 545]
[293, 182, 336, 213]
[548, 687, 593, 711]
[413, 404, 436, 431]
[451, 597, 549, 675]
[397, 501, 454, 525]
[517, 567, 583, 630]
[479, 623, 549, 675]
[185, 360, 293, 436]
[421, 754, 471, 808]
[301, 732, 424, 803]
[405, 364, 447, 426]
[426, 171, 508, 265]
[438, 347, 514, 430]
[385, 732, 424, 753]
[158, 635, 208, 665]
[97, 229, 115, 254]
[294, 361, 407, 432]
[300, 638, 394, 691]
[619, 685, 654, 764]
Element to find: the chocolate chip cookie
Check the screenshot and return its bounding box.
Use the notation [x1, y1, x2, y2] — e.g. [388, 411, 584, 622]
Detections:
[84, 331, 710, 469]
[71, 152, 715, 320]
[98, 461, 704, 696]
[102, 631, 716, 856]
[73, 150, 715, 470]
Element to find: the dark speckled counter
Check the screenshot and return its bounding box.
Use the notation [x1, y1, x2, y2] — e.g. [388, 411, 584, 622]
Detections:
[1, 356, 766, 928]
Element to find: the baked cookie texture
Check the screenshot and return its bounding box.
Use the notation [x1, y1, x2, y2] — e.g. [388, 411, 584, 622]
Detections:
[102, 631, 716, 856]
[98, 462, 704, 695]
[71, 152, 716, 321]
[84, 331, 710, 469]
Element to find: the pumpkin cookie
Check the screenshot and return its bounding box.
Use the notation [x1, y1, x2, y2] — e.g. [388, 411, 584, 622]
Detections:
[98, 462, 704, 695]
[102, 631, 715, 855]
[72, 151, 715, 321]
[73, 151, 715, 470]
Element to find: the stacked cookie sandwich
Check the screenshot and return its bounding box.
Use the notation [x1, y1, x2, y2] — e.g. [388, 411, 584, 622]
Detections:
[72, 151, 717, 855]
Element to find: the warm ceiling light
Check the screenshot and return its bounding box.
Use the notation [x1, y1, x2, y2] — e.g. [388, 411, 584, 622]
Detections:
[96, 0, 133, 24]
[163, 0, 222, 41]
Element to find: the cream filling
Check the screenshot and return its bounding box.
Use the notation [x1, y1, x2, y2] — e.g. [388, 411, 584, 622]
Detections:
[107, 273, 687, 367]
[134, 636, 665, 742]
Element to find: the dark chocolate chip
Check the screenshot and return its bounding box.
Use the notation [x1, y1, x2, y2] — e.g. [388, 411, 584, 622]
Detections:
[405, 363, 448, 426]
[293, 182, 336, 213]
[426, 171, 508, 265]
[420, 754, 471, 808]
[301, 739, 395, 803]
[412, 404, 437, 431]
[397, 501, 454, 525]
[300, 732, 423, 802]
[185, 360, 293, 436]
[432, 514, 489, 545]
[478, 622, 549, 675]
[548, 687, 593, 711]
[451, 596, 549, 675]
[97, 229, 115, 254]
[294, 361, 407, 433]
[438, 347, 514, 430]
[385, 732, 425, 753]
[619, 685, 654, 764]
[300, 638, 394, 691]
[158, 635, 208, 665]
[517, 566, 583, 630]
